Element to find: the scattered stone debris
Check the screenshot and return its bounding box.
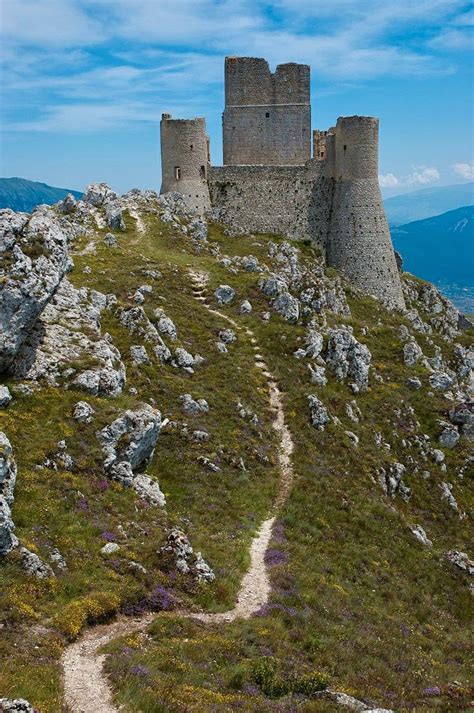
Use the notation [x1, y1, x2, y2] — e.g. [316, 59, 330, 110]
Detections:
[308, 395, 330, 430]
[214, 284, 235, 305]
[411, 525, 432, 548]
[325, 327, 371, 392]
[73, 401, 95, 423]
[0, 432, 18, 556]
[181, 393, 209, 415]
[378, 462, 410, 501]
[0, 386, 12, 407]
[161, 528, 215, 582]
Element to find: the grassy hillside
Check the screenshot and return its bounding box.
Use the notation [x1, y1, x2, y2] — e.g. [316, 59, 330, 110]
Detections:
[0, 177, 83, 213]
[0, 199, 473, 712]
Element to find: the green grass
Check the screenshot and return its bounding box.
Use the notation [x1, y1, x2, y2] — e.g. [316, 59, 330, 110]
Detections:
[1, 208, 472, 711]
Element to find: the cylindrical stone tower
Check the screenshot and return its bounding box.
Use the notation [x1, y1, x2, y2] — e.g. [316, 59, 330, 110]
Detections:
[160, 113, 211, 215]
[327, 116, 405, 309]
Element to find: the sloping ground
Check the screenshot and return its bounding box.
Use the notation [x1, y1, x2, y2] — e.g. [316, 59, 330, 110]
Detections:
[0, 190, 473, 712]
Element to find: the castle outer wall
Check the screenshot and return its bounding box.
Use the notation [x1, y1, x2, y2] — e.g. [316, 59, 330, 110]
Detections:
[159, 57, 405, 311]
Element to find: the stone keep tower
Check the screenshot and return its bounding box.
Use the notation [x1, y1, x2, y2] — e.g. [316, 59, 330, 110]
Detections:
[326, 116, 405, 309]
[223, 57, 311, 166]
[160, 113, 211, 214]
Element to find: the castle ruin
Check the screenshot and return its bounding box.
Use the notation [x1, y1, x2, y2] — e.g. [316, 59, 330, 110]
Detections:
[160, 56, 405, 310]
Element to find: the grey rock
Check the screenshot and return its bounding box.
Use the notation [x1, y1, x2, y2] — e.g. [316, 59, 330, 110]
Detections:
[219, 328, 236, 344]
[181, 393, 209, 416]
[440, 482, 459, 512]
[214, 284, 235, 305]
[308, 394, 330, 430]
[0, 497, 18, 556]
[130, 345, 150, 365]
[97, 404, 161, 472]
[439, 427, 460, 449]
[411, 525, 432, 548]
[378, 462, 410, 500]
[73, 401, 95, 423]
[406, 377, 422, 390]
[259, 274, 288, 298]
[403, 339, 423, 367]
[156, 315, 177, 341]
[305, 330, 324, 358]
[50, 548, 67, 570]
[325, 327, 372, 392]
[449, 401, 474, 440]
[104, 232, 117, 246]
[239, 300, 252, 314]
[0, 385, 12, 407]
[101, 542, 120, 555]
[216, 341, 228, 353]
[189, 218, 207, 241]
[242, 255, 259, 272]
[273, 291, 300, 323]
[308, 364, 327, 386]
[175, 347, 194, 369]
[162, 528, 214, 582]
[0, 207, 72, 371]
[445, 550, 474, 577]
[0, 698, 35, 712]
[0, 432, 17, 505]
[57, 193, 77, 214]
[132, 473, 166, 507]
[119, 306, 171, 362]
[83, 182, 118, 207]
[192, 430, 209, 442]
[429, 371, 454, 391]
[431, 448, 445, 463]
[394, 249, 403, 273]
[20, 547, 54, 579]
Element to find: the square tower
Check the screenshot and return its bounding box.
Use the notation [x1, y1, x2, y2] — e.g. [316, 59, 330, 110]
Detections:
[223, 57, 311, 166]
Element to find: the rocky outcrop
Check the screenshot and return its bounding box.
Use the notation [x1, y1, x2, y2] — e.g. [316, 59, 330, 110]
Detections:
[0, 207, 72, 372]
[308, 395, 330, 430]
[0, 699, 35, 712]
[325, 327, 371, 393]
[97, 405, 165, 506]
[0, 432, 18, 555]
[118, 306, 171, 363]
[12, 279, 125, 397]
[449, 402, 474, 440]
[161, 527, 215, 582]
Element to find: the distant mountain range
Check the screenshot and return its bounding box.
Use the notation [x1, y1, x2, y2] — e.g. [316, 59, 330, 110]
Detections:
[384, 182, 474, 226]
[392, 205, 474, 312]
[0, 177, 83, 213]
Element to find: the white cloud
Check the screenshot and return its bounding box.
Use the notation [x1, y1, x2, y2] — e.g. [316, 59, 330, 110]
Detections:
[379, 166, 440, 188]
[452, 162, 474, 179]
[379, 173, 399, 187]
[406, 166, 440, 185]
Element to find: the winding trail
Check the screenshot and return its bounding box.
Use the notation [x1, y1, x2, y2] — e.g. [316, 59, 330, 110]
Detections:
[62, 270, 295, 712]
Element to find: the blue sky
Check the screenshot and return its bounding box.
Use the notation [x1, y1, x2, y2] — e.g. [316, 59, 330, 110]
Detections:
[1, 0, 473, 196]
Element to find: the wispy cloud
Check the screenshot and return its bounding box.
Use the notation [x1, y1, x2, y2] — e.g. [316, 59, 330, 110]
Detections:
[379, 166, 440, 188]
[452, 162, 474, 180]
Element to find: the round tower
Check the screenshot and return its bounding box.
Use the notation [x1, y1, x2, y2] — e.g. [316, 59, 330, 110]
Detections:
[327, 116, 405, 310]
[160, 114, 211, 215]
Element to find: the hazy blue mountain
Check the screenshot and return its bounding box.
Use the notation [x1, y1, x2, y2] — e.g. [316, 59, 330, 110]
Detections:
[391, 205, 474, 312]
[0, 177, 83, 213]
[384, 183, 474, 226]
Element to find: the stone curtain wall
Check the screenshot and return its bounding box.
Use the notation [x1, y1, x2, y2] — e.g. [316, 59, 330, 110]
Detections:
[160, 115, 211, 215]
[208, 164, 331, 250]
[223, 57, 311, 166]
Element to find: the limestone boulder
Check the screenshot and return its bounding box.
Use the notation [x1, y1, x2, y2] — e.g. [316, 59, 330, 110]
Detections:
[325, 327, 372, 392]
[0, 207, 72, 372]
[308, 395, 330, 430]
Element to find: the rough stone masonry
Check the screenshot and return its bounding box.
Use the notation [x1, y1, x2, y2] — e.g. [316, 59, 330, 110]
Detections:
[159, 56, 405, 310]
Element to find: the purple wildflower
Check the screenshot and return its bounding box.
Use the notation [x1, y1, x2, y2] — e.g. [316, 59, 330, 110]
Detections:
[101, 531, 116, 542]
[147, 585, 176, 611]
[130, 664, 150, 677]
[264, 548, 288, 566]
[423, 686, 441, 697]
